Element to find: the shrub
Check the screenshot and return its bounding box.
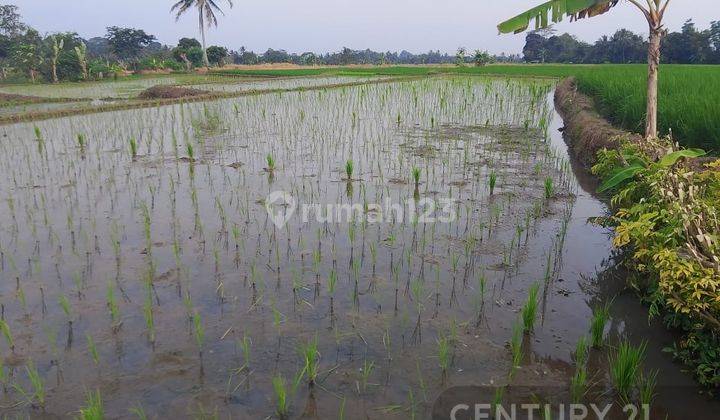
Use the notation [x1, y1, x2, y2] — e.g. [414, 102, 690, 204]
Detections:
[595, 138, 720, 387]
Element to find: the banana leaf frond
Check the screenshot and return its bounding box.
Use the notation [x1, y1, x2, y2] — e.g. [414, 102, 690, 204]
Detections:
[498, 0, 619, 34]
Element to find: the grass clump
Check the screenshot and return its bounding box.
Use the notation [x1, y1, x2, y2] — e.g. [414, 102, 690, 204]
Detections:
[489, 171, 497, 195]
[521, 283, 540, 333]
[272, 374, 290, 419]
[0, 320, 14, 352]
[345, 159, 354, 180]
[544, 177, 554, 199]
[609, 340, 647, 402]
[509, 321, 523, 378]
[266, 153, 276, 172]
[412, 167, 421, 187]
[77, 389, 104, 420]
[437, 336, 451, 374]
[589, 303, 611, 348]
[129, 137, 138, 160]
[299, 336, 320, 386]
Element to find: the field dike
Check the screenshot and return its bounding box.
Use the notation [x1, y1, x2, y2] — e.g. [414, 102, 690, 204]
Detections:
[0, 75, 420, 125]
[556, 76, 720, 389]
[553, 77, 642, 168]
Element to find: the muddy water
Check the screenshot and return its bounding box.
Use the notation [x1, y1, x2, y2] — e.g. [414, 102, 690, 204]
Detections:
[0, 76, 715, 419]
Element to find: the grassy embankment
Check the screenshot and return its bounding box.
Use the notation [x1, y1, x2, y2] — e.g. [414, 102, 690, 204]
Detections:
[213, 64, 720, 152]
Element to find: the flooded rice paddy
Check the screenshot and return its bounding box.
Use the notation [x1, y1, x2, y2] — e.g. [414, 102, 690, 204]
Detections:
[0, 76, 717, 418]
[0, 75, 387, 100]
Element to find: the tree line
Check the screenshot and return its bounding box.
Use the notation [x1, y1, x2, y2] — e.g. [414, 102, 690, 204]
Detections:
[0, 4, 516, 83]
[523, 20, 720, 64]
[1, 2, 718, 84]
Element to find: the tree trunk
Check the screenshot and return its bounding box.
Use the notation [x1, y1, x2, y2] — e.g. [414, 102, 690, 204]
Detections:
[180, 53, 192, 72]
[52, 60, 58, 84]
[645, 26, 662, 139]
[200, 14, 210, 68]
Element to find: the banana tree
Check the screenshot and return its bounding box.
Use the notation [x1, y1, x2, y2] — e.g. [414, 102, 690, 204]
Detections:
[498, 0, 672, 139]
[75, 42, 88, 80]
[50, 36, 64, 84]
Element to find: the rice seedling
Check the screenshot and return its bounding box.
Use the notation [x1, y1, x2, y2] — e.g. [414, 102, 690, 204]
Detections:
[143, 289, 155, 344]
[26, 362, 45, 405]
[34, 125, 44, 154]
[359, 359, 375, 392]
[272, 374, 290, 419]
[509, 321, 523, 378]
[412, 166, 421, 188]
[570, 366, 588, 404]
[521, 283, 540, 333]
[590, 303, 611, 348]
[408, 388, 417, 420]
[609, 340, 647, 402]
[339, 397, 346, 420]
[129, 405, 148, 420]
[0, 356, 7, 392]
[0, 319, 14, 352]
[299, 336, 320, 386]
[488, 171, 497, 195]
[77, 133, 86, 153]
[437, 335, 451, 374]
[106, 281, 120, 329]
[410, 278, 424, 343]
[328, 269, 337, 308]
[129, 137, 138, 160]
[78, 389, 104, 420]
[492, 386, 505, 415]
[59, 293, 73, 322]
[345, 159, 354, 180]
[573, 335, 589, 367]
[638, 369, 658, 407]
[544, 177, 554, 199]
[238, 334, 251, 371]
[186, 142, 195, 161]
[266, 153, 276, 172]
[86, 333, 100, 365]
[192, 310, 205, 358]
[14, 360, 45, 408]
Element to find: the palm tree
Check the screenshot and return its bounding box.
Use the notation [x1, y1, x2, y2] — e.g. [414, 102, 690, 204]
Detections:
[171, 0, 234, 68]
[498, 0, 672, 139]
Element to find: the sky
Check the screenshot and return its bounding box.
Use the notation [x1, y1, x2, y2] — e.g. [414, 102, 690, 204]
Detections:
[10, 1, 716, 55]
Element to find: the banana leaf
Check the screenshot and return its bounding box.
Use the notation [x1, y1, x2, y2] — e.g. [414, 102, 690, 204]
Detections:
[658, 148, 707, 167]
[598, 163, 645, 193]
[621, 152, 649, 168]
[498, 0, 619, 34]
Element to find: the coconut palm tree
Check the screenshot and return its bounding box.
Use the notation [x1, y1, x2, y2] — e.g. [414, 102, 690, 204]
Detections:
[171, 0, 234, 68]
[498, 0, 672, 139]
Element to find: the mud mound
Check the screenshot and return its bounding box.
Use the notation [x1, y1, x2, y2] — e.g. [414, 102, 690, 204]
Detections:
[138, 85, 210, 100]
